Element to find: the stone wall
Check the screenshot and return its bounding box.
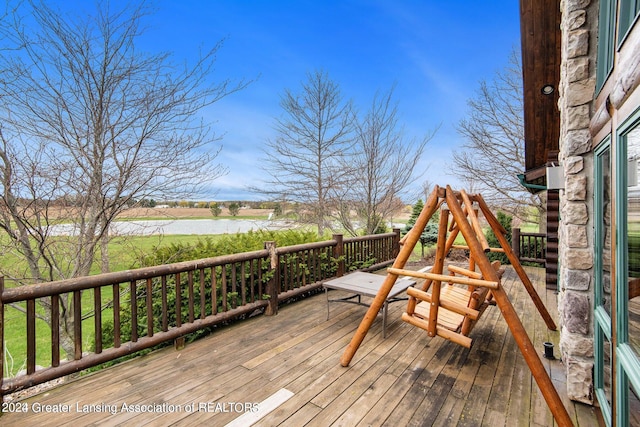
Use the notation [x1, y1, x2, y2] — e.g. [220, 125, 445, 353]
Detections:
[556, 0, 597, 405]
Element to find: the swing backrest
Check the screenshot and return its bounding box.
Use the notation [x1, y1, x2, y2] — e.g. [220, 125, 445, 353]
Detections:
[400, 260, 503, 348]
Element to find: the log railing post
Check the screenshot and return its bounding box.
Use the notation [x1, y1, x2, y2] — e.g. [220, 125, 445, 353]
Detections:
[392, 228, 401, 258]
[512, 227, 521, 260]
[264, 241, 279, 316]
[332, 234, 345, 278]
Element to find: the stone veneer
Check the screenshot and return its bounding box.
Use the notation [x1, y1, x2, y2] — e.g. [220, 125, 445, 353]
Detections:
[556, 0, 597, 404]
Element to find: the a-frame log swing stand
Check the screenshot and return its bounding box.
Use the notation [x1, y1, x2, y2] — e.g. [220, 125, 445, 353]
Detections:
[339, 185, 574, 427]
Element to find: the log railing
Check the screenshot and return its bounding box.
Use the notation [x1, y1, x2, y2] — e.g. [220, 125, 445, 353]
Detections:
[511, 228, 546, 266]
[0, 230, 400, 400]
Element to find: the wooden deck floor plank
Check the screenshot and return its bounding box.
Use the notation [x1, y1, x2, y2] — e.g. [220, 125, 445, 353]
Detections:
[350, 334, 445, 425]
[242, 302, 358, 370]
[392, 270, 516, 427]
[453, 272, 533, 427]
[504, 290, 535, 427]
[277, 331, 354, 393]
[409, 374, 459, 427]
[232, 322, 396, 423]
[274, 402, 322, 427]
[430, 303, 503, 426]
[131, 365, 269, 426]
[242, 321, 371, 425]
[406, 334, 461, 389]
[485, 304, 519, 417]
[328, 372, 399, 426]
[354, 359, 430, 426]
[430, 357, 482, 425]
[455, 308, 512, 425]
[380, 339, 459, 426]
[486, 332, 518, 415]
[308, 322, 408, 410]
[408, 343, 471, 426]
[173, 371, 287, 426]
[481, 408, 507, 427]
[385, 332, 431, 372]
[257, 310, 375, 382]
[189, 307, 375, 425]
[574, 400, 601, 427]
[80, 346, 252, 412]
[531, 382, 554, 427]
[256, 308, 389, 425]
[81, 363, 258, 426]
[517, 277, 553, 427]
[530, 284, 561, 427]
[51, 303, 314, 402]
[346, 323, 444, 427]
[254, 363, 346, 425]
[306, 336, 417, 426]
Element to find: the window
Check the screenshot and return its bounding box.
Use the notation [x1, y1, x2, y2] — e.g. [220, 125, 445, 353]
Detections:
[597, 0, 617, 92]
[619, 0, 640, 44]
[595, 139, 614, 424]
[616, 110, 640, 427]
[596, 142, 613, 316]
[624, 124, 640, 359]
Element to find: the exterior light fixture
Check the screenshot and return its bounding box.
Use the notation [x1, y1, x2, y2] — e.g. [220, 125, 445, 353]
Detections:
[546, 162, 565, 190]
[541, 85, 554, 95]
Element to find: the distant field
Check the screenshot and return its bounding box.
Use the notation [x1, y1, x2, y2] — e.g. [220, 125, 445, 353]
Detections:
[118, 207, 271, 220]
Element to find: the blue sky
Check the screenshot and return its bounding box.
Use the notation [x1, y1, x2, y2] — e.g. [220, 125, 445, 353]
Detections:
[98, 1, 522, 201]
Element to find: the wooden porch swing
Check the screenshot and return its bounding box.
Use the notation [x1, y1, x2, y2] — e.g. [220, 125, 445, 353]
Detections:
[339, 185, 574, 427]
[392, 189, 511, 348]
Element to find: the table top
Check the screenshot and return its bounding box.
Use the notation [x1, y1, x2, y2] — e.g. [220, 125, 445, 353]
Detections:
[323, 271, 415, 299]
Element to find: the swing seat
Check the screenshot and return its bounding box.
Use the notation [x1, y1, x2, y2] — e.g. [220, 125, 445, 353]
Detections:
[399, 261, 504, 348]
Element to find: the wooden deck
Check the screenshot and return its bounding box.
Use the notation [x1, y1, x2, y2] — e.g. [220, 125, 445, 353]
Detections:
[1, 267, 599, 426]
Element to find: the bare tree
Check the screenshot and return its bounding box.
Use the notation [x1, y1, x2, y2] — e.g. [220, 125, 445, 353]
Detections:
[262, 69, 354, 236]
[451, 50, 544, 224]
[333, 88, 435, 235]
[0, 0, 248, 358]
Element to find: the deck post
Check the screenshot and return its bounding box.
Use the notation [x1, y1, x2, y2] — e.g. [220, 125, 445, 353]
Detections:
[264, 241, 279, 316]
[392, 228, 401, 258]
[332, 234, 345, 278]
[512, 227, 521, 259]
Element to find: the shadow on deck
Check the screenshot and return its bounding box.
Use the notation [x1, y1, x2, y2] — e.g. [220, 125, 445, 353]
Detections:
[1, 267, 599, 426]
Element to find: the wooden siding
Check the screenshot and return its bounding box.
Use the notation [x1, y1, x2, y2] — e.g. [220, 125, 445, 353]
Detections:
[520, 0, 561, 177]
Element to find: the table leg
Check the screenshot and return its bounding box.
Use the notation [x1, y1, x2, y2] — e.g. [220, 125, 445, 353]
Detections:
[383, 301, 389, 338]
[325, 287, 330, 320]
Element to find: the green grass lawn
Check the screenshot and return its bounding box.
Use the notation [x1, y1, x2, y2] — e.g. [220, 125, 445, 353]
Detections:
[3, 288, 120, 376]
[518, 222, 542, 233]
[116, 214, 270, 221]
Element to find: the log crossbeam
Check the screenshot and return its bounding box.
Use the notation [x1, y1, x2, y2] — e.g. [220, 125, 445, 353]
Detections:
[388, 267, 499, 290]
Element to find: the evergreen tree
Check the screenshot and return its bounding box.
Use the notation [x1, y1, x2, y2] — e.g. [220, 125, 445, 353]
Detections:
[404, 199, 440, 257]
[404, 199, 424, 235]
[485, 211, 512, 264]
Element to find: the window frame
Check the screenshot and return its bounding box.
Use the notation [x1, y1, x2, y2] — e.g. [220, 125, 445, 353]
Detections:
[618, 0, 640, 46]
[614, 107, 640, 427]
[595, 137, 614, 424]
[597, 0, 618, 93]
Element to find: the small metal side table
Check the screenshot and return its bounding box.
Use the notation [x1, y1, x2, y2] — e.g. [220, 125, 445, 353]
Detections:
[323, 271, 415, 338]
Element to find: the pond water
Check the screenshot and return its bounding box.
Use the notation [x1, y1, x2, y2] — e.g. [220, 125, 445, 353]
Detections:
[50, 219, 293, 236]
